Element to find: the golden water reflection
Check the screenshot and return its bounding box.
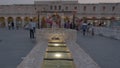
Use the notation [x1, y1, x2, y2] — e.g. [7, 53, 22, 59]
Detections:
[42, 39, 75, 68]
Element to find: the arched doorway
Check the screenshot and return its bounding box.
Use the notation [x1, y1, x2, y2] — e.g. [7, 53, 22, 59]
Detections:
[16, 17, 22, 28]
[91, 17, 98, 26]
[0, 17, 5, 28]
[7, 17, 14, 29]
[24, 17, 30, 27]
[64, 16, 70, 23]
[41, 16, 47, 28]
[51, 13, 61, 27]
[32, 17, 38, 28]
[33, 17, 38, 23]
[7, 17, 14, 23]
[82, 17, 87, 22]
[99, 17, 109, 26]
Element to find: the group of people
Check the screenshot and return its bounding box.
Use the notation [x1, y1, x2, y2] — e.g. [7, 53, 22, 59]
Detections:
[8, 22, 14, 30]
[7, 19, 36, 39]
[7, 19, 94, 39]
[8, 21, 21, 30]
[81, 20, 94, 36]
[64, 21, 76, 29]
[27, 19, 95, 39]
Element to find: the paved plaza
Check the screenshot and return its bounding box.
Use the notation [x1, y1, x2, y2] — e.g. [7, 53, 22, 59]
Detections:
[0, 28, 120, 68]
[0, 29, 35, 68]
[77, 31, 120, 68]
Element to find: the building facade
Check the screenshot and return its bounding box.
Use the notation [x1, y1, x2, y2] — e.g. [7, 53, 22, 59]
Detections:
[0, 0, 120, 28]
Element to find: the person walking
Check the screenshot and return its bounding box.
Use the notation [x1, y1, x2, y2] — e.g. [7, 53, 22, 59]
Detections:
[87, 23, 95, 36]
[28, 19, 36, 39]
[81, 20, 88, 36]
[11, 22, 14, 30]
[90, 24, 95, 36]
[8, 22, 11, 30]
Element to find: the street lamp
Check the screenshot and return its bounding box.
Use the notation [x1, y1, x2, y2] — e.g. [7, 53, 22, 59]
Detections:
[35, 6, 40, 29]
[37, 11, 40, 29]
[72, 10, 77, 29]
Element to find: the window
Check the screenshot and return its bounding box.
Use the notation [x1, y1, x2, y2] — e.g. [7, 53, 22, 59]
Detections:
[112, 6, 115, 11]
[43, 8, 45, 11]
[83, 6, 86, 11]
[93, 6, 96, 11]
[103, 6, 106, 11]
[74, 6, 77, 10]
[65, 6, 68, 10]
[54, 5, 57, 10]
[50, 6, 53, 10]
[59, 5, 61, 10]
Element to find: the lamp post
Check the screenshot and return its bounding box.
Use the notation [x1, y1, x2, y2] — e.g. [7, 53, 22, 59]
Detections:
[72, 10, 77, 29]
[37, 11, 40, 29]
[73, 13, 75, 24]
[35, 6, 40, 29]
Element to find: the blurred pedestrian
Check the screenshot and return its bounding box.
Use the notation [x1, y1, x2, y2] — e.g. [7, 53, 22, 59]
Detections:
[91, 25, 95, 36]
[81, 20, 88, 36]
[8, 22, 11, 30]
[11, 22, 14, 30]
[28, 19, 36, 39]
[16, 21, 21, 30]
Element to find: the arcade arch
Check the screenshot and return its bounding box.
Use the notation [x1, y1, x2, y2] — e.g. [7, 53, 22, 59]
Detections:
[51, 13, 61, 27]
[0, 17, 5, 27]
[64, 16, 70, 23]
[7, 17, 14, 23]
[33, 17, 38, 23]
[16, 17, 22, 28]
[24, 17, 30, 27]
[41, 16, 47, 28]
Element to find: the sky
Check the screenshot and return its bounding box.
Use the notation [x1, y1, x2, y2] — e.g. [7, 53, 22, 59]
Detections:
[0, 0, 120, 5]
